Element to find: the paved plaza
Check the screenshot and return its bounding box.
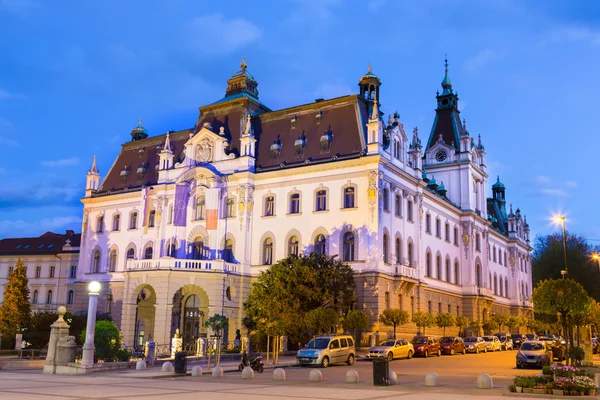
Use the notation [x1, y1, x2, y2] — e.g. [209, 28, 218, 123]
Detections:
[0, 351, 548, 399]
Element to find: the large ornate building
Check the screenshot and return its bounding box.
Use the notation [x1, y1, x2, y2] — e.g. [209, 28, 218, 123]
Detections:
[76, 58, 533, 348]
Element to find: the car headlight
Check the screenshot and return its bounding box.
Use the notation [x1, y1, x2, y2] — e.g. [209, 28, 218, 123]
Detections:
[517, 352, 526, 360]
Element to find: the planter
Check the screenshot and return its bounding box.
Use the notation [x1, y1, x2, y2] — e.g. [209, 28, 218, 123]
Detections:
[533, 388, 546, 394]
[515, 387, 523, 393]
[547, 389, 553, 395]
[553, 389, 564, 396]
[587, 389, 597, 396]
[523, 388, 533, 393]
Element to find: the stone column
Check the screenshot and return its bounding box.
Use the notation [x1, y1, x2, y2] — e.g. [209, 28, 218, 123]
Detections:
[81, 284, 100, 368]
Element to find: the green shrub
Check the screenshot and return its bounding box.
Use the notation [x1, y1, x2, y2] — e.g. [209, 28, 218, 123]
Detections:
[80, 320, 122, 362]
[542, 366, 552, 375]
[568, 346, 585, 366]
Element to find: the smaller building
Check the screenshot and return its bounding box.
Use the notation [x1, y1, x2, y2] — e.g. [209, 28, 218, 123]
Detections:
[0, 231, 81, 313]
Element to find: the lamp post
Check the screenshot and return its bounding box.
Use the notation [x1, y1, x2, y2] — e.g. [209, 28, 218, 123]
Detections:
[554, 216, 568, 278]
[592, 253, 600, 271]
[81, 281, 101, 367]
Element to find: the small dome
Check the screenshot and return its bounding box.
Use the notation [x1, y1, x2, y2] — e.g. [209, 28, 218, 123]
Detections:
[492, 176, 505, 189]
[428, 176, 437, 186]
[438, 182, 446, 191]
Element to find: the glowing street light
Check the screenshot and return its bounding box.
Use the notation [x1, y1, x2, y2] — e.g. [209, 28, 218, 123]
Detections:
[553, 215, 568, 278]
[81, 281, 101, 367]
[592, 253, 600, 271]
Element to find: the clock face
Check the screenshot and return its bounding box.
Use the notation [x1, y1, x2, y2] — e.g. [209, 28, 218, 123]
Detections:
[435, 150, 447, 162]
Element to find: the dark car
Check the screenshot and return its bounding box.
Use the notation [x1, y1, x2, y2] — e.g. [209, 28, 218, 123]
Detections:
[538, 336, 565, 361]
[439, 336, 466, 355]
[512, 334, 527, 349]
[516, 341, 553, 369]
[525, 333, 538, 341]
[495, 333, 513, 350]
[410, 336, 441, 358]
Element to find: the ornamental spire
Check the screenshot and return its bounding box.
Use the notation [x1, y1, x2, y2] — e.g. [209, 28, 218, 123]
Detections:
[441, 54, 452, 94]
[240, 56, 247, 70]
[163, 131, 172, 152]
[89, 155, 98, 174]
[370, 88, 379, 121]
[243, 113, 253, 137]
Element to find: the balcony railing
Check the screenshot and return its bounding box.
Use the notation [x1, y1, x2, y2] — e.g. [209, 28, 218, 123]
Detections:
[477, 287, 493, 297]
[393, 264, 418, 279]
[127, 258, 239, 274]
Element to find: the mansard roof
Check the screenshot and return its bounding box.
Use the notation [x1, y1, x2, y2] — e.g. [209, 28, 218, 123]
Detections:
[0, 231, 81, 255]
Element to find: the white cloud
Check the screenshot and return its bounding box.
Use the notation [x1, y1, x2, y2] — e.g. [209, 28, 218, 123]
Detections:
[314, 82, 352, 100]
[0, 88, 26, 100]
[0, 215, 81, 238]
[533, 175, 551, 185]
[463, 49, 497, 71]
[186, 14, 262, 55]
[540, 188, 568, 197]
[565, 181, 577, 188]
[40, 157, 80, 167]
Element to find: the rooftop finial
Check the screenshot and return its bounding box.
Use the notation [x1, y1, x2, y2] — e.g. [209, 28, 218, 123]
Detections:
[163, 131, 172, 152]
[244, 113, 253, 137]
[240, 56, 247, 70]
[370, 88, 379, 121]
[368, 63, 372, 73]
[444, 54, 448, 72]
[89, 155, 98, 173]
[441, 54, 452, 93]
[138, 118, 143, 127]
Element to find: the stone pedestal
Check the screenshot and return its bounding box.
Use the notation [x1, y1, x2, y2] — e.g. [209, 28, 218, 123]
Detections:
[44, 307, 75, 374]
[56, 336, 77, 365]
[14, 334, 22, 350]
[171, 338, 182, 359]
[145, 341, 155, 367]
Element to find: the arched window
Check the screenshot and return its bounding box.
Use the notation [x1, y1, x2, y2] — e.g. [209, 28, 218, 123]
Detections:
[436, 255, 442, 279]
[224, 239, 234, 262]
[476, 264, 482, 286]
[445, 258, 451, 282]
[499, 250, 503, 265]
[92, 250, 100, 273]
[395, 195, 402, 217]
[343, 232, 355, 262]
[343, 187, 355, 208]
[426, 251, 431, 277]
[263, 238, 273, 265]
[192, 239, 203, 260]
[167, 241, 177, 258]
[126, 248, 135, 260]
[145, 245, 153, 260]
[435, 218, 441, 237]
[108, 249, 117, 272]
[505, 279, 508, 297]
[395, 238, 401, 264]
[499, 277, 503, 296]
[195, 196, 205, 220]
[46, 290, 53, 304]
[129, 212, 138, 229]
[408, 242, 413, 266]
[67, 290, 74, 305]
[288, 236, 299, 257]
[314, 234, 326, 255]
[407, 200, 413, 221]
[494, 275, 498, 294]
[454, 261, 460, 284]
[475, 234, 481, 251]
[445, 223, 450, 241]
[383, 188, 390, 211]
[425, 214, 431, 233]
[383, 234, 389, 264]
[32, 290, 38, 304]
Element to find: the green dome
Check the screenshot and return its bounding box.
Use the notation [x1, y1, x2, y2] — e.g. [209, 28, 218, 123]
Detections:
[428, 175, 437, 186]
[438, 182, 446, 191]
[492, 176, 505, 189]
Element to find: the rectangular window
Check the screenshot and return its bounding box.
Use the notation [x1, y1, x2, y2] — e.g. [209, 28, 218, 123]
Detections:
[447, 304, 451, 313]
[426, 215, 431, 233]
[8, 266, 13, 276]
[315, 190, 327, 211]
[69, 265, 77, 279]
[454, 227, 459, 245]
[504, 252, 508, 266]
[112, 214, 120, 231]
[383, 189, 390, 211]
[445, 223, 450, 241]
[148, 210, 156, 227]
[129, 212, 138, 229]
[168, 205, 174, 224]
[264, 196, 275, 216]
[49, 266, 55, 278]
[225, 198, 235, 218]
[343, 187, 355, 208]
[476, 234, 481, 251]
[35, 266, 41, 278]
[385, 292, 390, 309]
[428, 301, 432, 314]
[289, 193, 300, 214]
[438, 302, 442, 314]
[457, 305, 460, 316]
[195, 196, 205, 220]
[407, 200, 413, 221]
[435, 219, 441, 237]
[96, 216, 104, 233]
[395, 195, 402, 217]
[411, 297, 415, 317]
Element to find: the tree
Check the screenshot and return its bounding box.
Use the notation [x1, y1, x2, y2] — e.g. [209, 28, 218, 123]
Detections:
[243, 253, 356, 342]
[506, 316, 522, 332]
[532, 278, 592, 365]
[482, 319, 499, 334]
[342, 310, 369, 345]
[305, 308, 339, 336]
[491, 313, 509, 332]
[456, 316, 469, 337]
[470, 319, 483, 336]
[435, 313, 456, 336]
[204, 313, 228, 336]
[412, 312, 435, 335]
[379, 309, 410, 338]
[0, 259, 31, 345]
[526, 318, 544, 334]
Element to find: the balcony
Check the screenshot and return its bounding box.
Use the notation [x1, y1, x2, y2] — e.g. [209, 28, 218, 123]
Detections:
[127, 258, 239, 274]
[393, 264, 418, 280]
[477, 287, 494, 297]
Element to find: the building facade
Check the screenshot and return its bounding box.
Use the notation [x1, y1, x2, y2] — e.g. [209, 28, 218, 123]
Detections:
[77, 59, 533, 347]
[0, 231, 80, 313]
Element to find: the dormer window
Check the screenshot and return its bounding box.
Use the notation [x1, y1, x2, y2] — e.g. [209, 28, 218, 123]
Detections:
[270, 138, 281, 160]
[291, 115, 298, 129]
[138, 148, 144, 159]
[316, 111, 322, 125]
[320, 130, 332, 153]
[294, 136, 305, 159]
[120, 167, 130, 182]
[136, 165, 147, 181]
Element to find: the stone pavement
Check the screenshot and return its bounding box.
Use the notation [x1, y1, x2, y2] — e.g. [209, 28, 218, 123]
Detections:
[0, 369, 541, 400]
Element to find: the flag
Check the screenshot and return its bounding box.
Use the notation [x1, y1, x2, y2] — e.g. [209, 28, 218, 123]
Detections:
[205, 188, 219, 231]
[142, 186, 150, 234]
[174, 184, 190, 227]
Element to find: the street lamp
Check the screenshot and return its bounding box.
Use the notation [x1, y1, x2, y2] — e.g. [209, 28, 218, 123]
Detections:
[592, 253, 600, 271]
[553, 216, 568, 278]
[81, 281, 101, 367]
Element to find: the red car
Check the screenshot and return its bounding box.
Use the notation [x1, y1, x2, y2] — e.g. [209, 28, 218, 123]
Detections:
[439, 336, 466, 355]
[410, 336, 441, 357]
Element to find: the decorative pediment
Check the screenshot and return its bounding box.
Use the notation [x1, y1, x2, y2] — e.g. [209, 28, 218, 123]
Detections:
[426, 135, 456, 164]
[184, 125, 236, 165]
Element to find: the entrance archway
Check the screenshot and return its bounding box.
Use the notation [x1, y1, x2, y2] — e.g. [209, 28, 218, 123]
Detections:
[171, 285, 210, 351]
[133, 285, 156, 350]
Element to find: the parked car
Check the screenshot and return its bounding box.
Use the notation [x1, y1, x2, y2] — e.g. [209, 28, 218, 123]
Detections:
[538, 336, 566, 361]
[495, 333, 513, 350]
[410, 336, 441, 358]
[516, 340, 553, 368]
[525, 333, 538, 341]
[463, 336, 487, 353]
[593, 338, 598, 354]
[296, 335, 356, 368]
[366, 339, 414, 361]
[439, 336, 466, 355]
[482, 336, 502, 352]
[512, 334, 527, 349]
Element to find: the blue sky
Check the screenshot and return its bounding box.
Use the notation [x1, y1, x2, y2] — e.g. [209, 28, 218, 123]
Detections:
[0, 0, 599, 241]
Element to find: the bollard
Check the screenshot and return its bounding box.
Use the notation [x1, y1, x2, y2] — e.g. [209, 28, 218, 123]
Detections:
[424, 372, 439, 387]
[595, 373, 600, 391]
[477, 373, 493, 389]
[161, 362, 173, 373]
[135, 360, 146, 370]
[145, 340, 155, 367]
[242, 366, 254, 379]
[389, 370, 398, 385]
[309, 369, 323, 382]
[191, 366, 203, 377]
[273, 368, 286, 381]
[345, 370, 359, 383]
[212, 366, 224, 378]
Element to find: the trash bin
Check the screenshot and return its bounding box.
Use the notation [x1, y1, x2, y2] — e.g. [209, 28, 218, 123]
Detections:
[372, 357, 390, 386]
[174, 351, 187, 374]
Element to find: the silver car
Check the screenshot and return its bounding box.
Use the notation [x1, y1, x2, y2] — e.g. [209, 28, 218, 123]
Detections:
[296, 335, 356, 368]
[366, 339, 414, 361]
